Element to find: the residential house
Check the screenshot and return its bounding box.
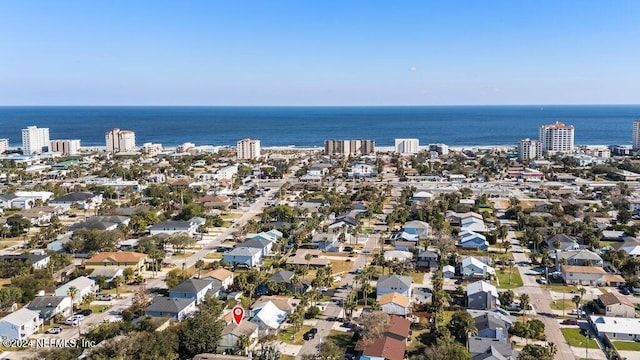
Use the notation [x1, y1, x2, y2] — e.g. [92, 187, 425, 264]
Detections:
[145, 296, 197, 321]
[402, 220, 431, 239]
[19, 206, 62, 226]
[394, 241, 416, 252]
[0, 191, 53, 210]
[383, 250, 413, 263]
[268, 270, 310, 294]
[311, 232, 342, 252]
[84, 251, 148, 273]
[204, 268, 234, 290]
[591, 316, 640, 341]
[88, 268, 124, 283]
[468, 334, 512, 360]
[446, 211, 483, 226]
[69, 215, 130, 232]
[358, 336, 406, 360]
[554, 249, 603, 271]
[461, 215, 487, 233]
[285, 249, 330, 267]
[595, 292, 637, 318]
[0, 308, 42, 341]
[169, 278, 215, 305]
[461, 256, 496, 279]
[49, 192, 103, 210]
[410, 191, 433, 203]
[195, 195, 232, 209]
[376, 275, 413, 299]
[458, 230, 489, 251]
[561, 265, 625, 287]
[223, 247, 262, 268]
[378, 292, 410, 316]
[217, 321, 259, 353]
[467, 280, 499, 310]
[249, 296, 300, 317]
[149, 219, 200, 236]
[26, 296, 73, 324]
[545, 233, 581, 251]
[0, 253, 50, 270]
[443, 265, 456, 278]
[358, 315, 409, 360]
[416, 250, 438, 270]
[241, 238, 273, 257]
[55, 276, 98, 305]
[468, 309, 515, 339]
[250, 300, 287, 332]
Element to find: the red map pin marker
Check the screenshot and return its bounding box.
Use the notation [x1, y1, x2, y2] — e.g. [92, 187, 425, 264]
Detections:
[232, 305, 244, 325]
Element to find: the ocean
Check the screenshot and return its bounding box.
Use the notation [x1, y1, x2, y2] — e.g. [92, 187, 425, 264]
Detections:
[0, 105, 638, 148]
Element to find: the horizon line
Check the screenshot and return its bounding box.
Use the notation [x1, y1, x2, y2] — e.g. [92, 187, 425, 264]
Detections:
[1, 103, 640, 108]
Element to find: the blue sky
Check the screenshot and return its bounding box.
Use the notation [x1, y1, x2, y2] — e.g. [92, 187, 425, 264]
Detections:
[0, 1, 638, 105]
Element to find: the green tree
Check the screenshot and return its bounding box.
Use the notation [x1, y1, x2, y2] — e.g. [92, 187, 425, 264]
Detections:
[122, 267, 135, 283]
[519, 293, 530, 321]
[165, 268, 191, 288]
[447, 310, 478, 343]
[194, 259, 205, 279]
[178, 315, 224, 358]
[571, 295, 582, 318]
[112, 275, 124, 298]
[518, 343, 556, 360]
[0, 286, 23, 311]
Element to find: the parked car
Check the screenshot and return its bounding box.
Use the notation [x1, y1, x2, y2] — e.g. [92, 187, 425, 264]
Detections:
[562, 319, 579, 325]
[78, 309, 92, 316]
[61, 318, 79, 326]
[46, 327, 63, 334]
[537, 277, 548, 285]
[309, 328, 318, 335]
[568, 309, 586, 317]
[303, 331, 315, 340]
[97, 294, 113, 301]
[71, 314, 85, 321]
[621, 287, 631, 295]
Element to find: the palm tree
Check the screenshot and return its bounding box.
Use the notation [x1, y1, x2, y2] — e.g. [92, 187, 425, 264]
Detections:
[519, 293, 530, 321]
[67, 286, 78, 309]
[547, 342, 558, 358]
[112, 275, 124, 299]
[571, 295, 582, 319]
[195, 259, 205, 278]
[577, 286, 587, 303]
[304, 253, 312, 280]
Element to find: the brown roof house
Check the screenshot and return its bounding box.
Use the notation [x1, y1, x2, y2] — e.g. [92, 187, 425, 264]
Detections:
[595, 292, 637, 318]
[84, 251, 148, 273]
[357, 315, 409, 360]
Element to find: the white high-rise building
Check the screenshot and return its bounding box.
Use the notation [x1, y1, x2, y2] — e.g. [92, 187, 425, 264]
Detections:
[395, 138, 419, 155]
[0, 139, 8, 154]
[105, 128, 136, 153]
[633, 120, 640, 150]
[539, 121, 574, 154]
[237, 138, 261, 160]
[517, 138, 542, 163]
[49, 139, 81, 156]
[21, 126, 50, 155]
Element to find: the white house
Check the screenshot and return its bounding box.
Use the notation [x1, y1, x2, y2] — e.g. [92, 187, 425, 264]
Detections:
[0, 308, 42, 341]
[149, 220, 200, 236]
[205, 268, 234, 290]
[54, 276, 98, 305]
[591, 316, 640, 341]
[250, 301, 287, 331]
[169, 278, 215, 305]
[443, 265, 456, 278]
[27, 296, 73, 324]
[49, 192, 103, 210]
[461, 215, 487, 233]
[218, 321, 259, 353]
[378, 292, 410, 316]
[461, 256, 496, 279]
[0, 191, 54, 210]
[376, 275, 413, 299]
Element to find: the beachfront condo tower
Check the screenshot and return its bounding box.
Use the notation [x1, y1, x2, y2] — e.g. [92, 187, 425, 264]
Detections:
[324, 139, 375, 156]
[105, 128, 136, 153]
[21, 125, 50, 155]
[395, 138, 420, 155]
[237, 138, 261, 160]
[539, 121, 574, 154]
[517, 138, 542, 163]
[633, 120, 640, 150]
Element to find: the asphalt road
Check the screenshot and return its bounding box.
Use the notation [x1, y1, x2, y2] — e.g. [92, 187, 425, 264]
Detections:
[297, 234, 378, 357]
[509, 231, 576, 360]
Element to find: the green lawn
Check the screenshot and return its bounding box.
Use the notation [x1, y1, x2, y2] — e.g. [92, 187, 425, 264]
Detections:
[277, 325, 312, 345]
[409, 272, 425, 284]
[561, 328, 599, 349]
[328, 330, 354, 348]
[204, 252, 223, 260]
[495, 268, 523, 289]
[79, 304, 112, 314]
[612, 341, 640, 351]
[546, 284, 579, 294]
[550, 299, 575, 312]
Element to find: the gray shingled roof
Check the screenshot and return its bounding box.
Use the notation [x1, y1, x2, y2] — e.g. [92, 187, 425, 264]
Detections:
[51, 192, 95, 202]
[224, 247, 261, 257]
[146, 296, 194, 313]
[169, 278, 214, 294]
[468, 337, 511, 359]
[377, 275, 412, 289]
